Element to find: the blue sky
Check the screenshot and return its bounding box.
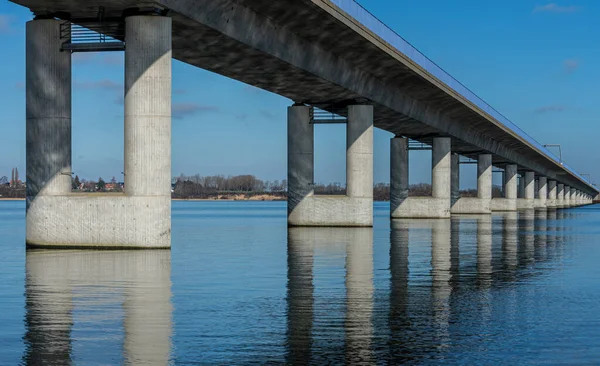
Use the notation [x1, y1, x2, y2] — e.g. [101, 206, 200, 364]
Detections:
[0, 1, 598, 188]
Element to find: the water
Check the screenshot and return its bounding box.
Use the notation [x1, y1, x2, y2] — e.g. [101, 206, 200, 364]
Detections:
[1, 201, 600, 364]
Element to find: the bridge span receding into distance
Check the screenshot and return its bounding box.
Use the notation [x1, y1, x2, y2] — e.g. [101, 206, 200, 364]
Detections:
[10, 0, 598, 248]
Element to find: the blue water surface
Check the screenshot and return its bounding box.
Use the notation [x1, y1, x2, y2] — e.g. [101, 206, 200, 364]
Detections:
[1, 200, 600, 364]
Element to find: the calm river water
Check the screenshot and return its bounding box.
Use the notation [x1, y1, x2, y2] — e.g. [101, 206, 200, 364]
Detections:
[1, 201, 600, 364]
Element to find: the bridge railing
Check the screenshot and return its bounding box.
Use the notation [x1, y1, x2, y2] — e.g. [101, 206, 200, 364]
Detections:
[330, 0, 594, 190]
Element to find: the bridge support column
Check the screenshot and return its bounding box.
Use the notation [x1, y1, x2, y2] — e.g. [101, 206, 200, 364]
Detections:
[547, 180, 557, 208]
[492, 164, 517, 211]
[535, 177, 547, 209]
[26, 15, 172, 248]
[288, 104, 373, 226]
[391, 137, 450, 218]
[517, 172, 535, 209]
[25, 18, 72, 206]
[564, 186, 571, 207]
[556, 183, 564, 208]
[451, 154, 492, 214]
[518, 175, 525, 199]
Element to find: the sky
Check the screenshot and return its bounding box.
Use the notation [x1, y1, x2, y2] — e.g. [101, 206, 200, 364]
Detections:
[0, 0, 598, 189]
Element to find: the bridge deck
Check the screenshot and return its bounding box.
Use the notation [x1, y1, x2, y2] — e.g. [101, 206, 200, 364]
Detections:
[10, 0, 597, 194]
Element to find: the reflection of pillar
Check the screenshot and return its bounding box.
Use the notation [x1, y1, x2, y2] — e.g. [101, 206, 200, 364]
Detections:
[390, 221, 409, 319]
[287, 105, 313, 217]
[389, 220, 410, 360]
[286, 229, 314, 364]
[502, 212, 518, 271]
[26, 18, 71, 210]
[24, 250, 173, 365]
[123, 251, 173, 366]
[23, 252, 73, 365]
[431, 219, 452, 348]
[534, 210, 548, 262]
[477, 215, 493, 286]
[546, 209, 557, 257]
[519, 209, 535, 264]
[345, 228, 374, 364]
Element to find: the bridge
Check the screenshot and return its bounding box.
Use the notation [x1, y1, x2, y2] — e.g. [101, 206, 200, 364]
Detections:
[10, 0, 597, 248]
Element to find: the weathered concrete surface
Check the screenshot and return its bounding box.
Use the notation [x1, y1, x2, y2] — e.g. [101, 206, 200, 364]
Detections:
[450, 154, 460, 207]
[125, 16, 172, 198]
[518, 176, 525, 199]
[556, 183, 565, 208]
[492, 198, 516, 212]
[26, 195, 171, 248]
[564, 186, 571, 207]
[492, 164, 517, 212]
[518, 172, 535, 209]
[26, 19, 71, 207]
[547, 180, 557, 208]
[26, 16, 172, 248]
[535, 177, 547, 209]
[288, 105, 373, 226]
[393, 137, 450, 218]
[452, 197, 490, 214]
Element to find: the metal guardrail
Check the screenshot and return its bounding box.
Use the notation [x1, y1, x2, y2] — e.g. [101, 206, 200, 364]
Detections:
[60, 21, 125, 52]
[311, 107, 347, 124]
[407, 140, 431, 151]
[330, 0, 595, 191]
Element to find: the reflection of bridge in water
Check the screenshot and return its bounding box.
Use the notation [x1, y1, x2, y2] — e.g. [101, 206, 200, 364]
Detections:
[23, 250, 172, 365]
[286, 211, 571, 363]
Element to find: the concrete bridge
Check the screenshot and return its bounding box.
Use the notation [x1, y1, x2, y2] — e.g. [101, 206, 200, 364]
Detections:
[10, 0, 597, 248]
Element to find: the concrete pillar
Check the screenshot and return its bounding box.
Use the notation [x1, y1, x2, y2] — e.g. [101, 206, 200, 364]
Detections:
[124, 15, 172, 197]
[518, 175, 525, 198]
[548, 180, 557, 208]
[451, 154, 460, 206]
[537, 177, 547, 207]
[477, 154, 492, 200]
[524, 172, 535, 200]
[505, 165, 517, 200]
[564, 186, 571, 206]
[557, 183, 564, 207]
[390, 137, 408, 214]
[287, 105, 313, 216]
[432, 137, 451, 199]
[346, 105, 373, 200]
[570, 188, 576, 205]
[26, 19, 72, 207]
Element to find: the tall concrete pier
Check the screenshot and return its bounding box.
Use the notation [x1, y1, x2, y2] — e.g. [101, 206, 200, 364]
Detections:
[287, 104, 373, 226]
[391, 137, 451, 218]
[26, 15, 172, 248]
[491, 164, 517, 211]
[451, 154, 492, 214]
